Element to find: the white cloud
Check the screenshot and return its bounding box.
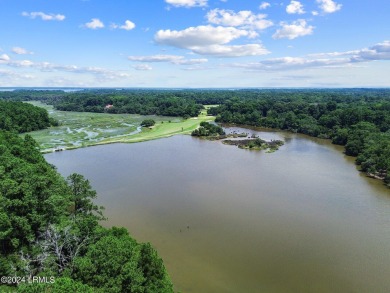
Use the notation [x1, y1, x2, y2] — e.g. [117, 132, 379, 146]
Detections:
[121, 20, 136, 30]
[3, 57, 37, 69]
[286, 1, 305, 14]
[155, 25, 252, 48]
[165, 0, 207, 8]
[129, 55, 183, 62]
[128, 54, 208, 65]
[5, 59, 34, 67]
[177, 58, 209, 65]
[84, 18, 105, 29]
[0, 57, 131, 82]
[68, 67, 131, 82]
[308, 50, 361, 58]
[260, 57, 344, 69]
[227, 40, 390, 71]
[0, 54, 10, 62]
[12, 47, 33, 55]
[259, 2, 271, 10]
[44, 77, 87, 87]
[181, 65, 213, 71]
[190, 44, 269, 57]
[316, 0, 342, 14]
[111, 20, 136, 31]
[351, 41, 390, 62]
[155, 25, 270, 57]
[0, 70, 34, 80]
[371, 41, 390, 53]
[133, 64, 153, 71]
[308, 41, 390, 62]
[312, 11, 319, 16]
[272, 19, 314, 40]
[21, 11, 65, 21]
[206, 9, 273, 31]
[229, 57, 349, 71]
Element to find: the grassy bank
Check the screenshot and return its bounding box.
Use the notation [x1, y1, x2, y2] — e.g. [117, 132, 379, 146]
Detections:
[25, 102, 215, 152]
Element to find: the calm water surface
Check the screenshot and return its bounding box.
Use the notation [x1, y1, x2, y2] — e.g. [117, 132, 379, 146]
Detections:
[45, 128, 390, 293]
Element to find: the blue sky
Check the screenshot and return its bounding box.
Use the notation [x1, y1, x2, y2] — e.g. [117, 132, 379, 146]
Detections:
[0, 0, 389, 87]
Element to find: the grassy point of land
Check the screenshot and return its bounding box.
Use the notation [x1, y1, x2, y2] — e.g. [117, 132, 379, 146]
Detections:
[25, 102, 215, 152]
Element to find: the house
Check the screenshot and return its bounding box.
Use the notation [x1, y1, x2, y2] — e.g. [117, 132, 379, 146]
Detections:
[104, 104, 113, 110]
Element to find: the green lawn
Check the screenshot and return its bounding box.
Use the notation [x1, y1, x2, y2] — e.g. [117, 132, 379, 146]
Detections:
[25, 102, 215, 152]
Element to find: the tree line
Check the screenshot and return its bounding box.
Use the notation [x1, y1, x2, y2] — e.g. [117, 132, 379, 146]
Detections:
[1, 89, 207, 118]
[0, 101, 58, 133]
[54, 94, 203, 118]
[0, 131, 173, 292]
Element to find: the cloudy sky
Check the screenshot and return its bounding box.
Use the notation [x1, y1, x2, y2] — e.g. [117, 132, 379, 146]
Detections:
[0, 0, 389, 87]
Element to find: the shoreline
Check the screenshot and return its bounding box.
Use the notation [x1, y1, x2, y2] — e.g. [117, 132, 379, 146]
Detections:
[38, 115, 215, 153]
[41, 130, 194, 153]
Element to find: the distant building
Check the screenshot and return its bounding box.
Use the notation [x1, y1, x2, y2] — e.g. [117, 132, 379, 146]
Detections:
[104, 104, 113, 110]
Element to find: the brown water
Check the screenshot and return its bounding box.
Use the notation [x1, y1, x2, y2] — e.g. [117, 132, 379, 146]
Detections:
[45, 128, 390, 293]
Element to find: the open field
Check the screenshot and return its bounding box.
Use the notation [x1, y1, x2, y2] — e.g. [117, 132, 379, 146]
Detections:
[25, 102, 215, 152]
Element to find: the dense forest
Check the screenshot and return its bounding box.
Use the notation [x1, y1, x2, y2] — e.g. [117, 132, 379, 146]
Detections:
[0, 101, 57, 133]
[0, 131, 173, 292]
[1, 90, 205, 117]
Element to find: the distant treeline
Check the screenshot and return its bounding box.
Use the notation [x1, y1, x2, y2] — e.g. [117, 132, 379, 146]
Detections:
[3, 88, 390, 104]
[0, 100, 57, 133]
[0, 131, 173, 292]
[54, 94, 204, 118]
[0, 90, 206, 118]
[3, 88, 390, 118]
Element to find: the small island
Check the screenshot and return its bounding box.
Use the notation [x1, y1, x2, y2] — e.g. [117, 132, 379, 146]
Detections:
[192, 122, 284, 152]
[222, 138, 284, 152]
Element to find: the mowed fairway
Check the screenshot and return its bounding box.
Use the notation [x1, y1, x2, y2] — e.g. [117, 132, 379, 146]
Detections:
[25, 102, 215, 152]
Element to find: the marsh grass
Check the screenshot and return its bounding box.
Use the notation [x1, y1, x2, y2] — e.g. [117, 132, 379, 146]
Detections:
[25, 102, 214, 152]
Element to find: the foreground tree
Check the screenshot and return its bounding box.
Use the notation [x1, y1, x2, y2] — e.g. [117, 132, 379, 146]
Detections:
[0, 131, 173, 292]
[72, 228, 173, 293]
[17, 277, 94, 293]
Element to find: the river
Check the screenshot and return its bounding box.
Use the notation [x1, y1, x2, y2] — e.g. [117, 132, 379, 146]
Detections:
[45, 127, 390, 293]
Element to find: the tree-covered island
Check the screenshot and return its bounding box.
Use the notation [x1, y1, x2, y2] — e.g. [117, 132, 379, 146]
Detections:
[222, 137, 284, 152]
[191, 121, 284, 151]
